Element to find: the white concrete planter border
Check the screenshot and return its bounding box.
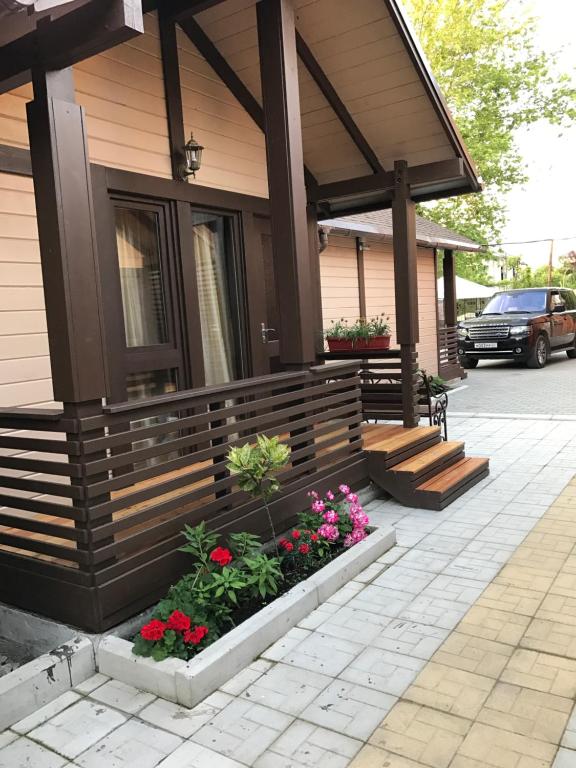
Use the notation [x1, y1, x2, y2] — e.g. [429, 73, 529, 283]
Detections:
[0, 637, 95, 731]
[98, 525, 396, 708]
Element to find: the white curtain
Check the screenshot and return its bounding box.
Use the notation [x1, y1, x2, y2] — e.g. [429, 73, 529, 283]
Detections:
[193, 218, 236, 386]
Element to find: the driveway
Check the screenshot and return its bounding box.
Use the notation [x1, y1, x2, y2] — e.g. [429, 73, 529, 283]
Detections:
[447, 352, 576, 415]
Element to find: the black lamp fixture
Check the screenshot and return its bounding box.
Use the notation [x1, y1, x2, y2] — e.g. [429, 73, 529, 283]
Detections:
[180, 132, 204, 180]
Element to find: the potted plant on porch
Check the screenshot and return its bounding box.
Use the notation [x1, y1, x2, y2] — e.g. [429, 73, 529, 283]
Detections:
[325, 315, 391, 352]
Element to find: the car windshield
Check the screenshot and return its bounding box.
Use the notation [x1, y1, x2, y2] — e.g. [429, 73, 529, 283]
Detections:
[482, 290, 547, 315]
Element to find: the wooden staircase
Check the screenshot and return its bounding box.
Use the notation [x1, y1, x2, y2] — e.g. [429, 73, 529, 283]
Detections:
[364, 425, 489, 510]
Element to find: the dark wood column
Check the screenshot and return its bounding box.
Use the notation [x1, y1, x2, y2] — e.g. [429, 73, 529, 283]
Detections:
[307, 204, 325, 356]
[257, 0, 316, 366]
[392, 160, 420, 428]
[27, 68, 108, 402]
[443, 249, 457, 327]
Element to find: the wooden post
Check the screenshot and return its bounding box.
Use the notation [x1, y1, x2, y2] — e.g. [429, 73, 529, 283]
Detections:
[307, 203, 325, 356]
[27, 68, 108, 403]
[257, 0, 316, 367]
[443, 249, 457, 327]
[392, 160, 419, 428]
[159, 12, 186, 182]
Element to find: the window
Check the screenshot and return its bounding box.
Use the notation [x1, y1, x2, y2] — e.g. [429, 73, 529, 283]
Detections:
[482, 290, 547, 314]
[561, 290, 576, 310]
[551, 292, 565, 311]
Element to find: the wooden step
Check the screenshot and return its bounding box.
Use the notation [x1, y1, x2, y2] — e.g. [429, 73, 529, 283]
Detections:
[364, 425, 441, 468]
[389, 441, 465, 483]
[415, 457, 490, 510]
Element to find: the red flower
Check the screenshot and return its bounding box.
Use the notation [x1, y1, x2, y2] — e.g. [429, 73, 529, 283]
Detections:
[166, 610, 191, 632]
[140, 619, 166, 642]
[184, 625, 209, 645]
[210, 547, 233, 566]
[298, 543, 310, 555]
[282, 541, 294, 552]
[291, 530, 301, 540]
[310, 534, 318, 542]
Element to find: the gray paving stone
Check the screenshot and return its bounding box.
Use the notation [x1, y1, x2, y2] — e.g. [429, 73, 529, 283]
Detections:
[413, 533, 470, 556]
[348, 584, 414, 618]
[553, 747, 576, 768]
[424, 574, 488, 604]
[220, 660, 273, 696]
[372, 564, 436, 594]
[241, 663, 332, 716]
[393, 549, 455, 573]
[157, 742, 245, 767]
[75, 719, 182, 768]
[254, 719, 362, 768]
[28, 699, 127, 759]
[190, 698, 293, 765]
[89, 678, 157, 714]
[372, 618, 449, 660]
[399, 594, 469, 630]
[283, 632, 363, 677]
[12, 691, 81, 734]
[0, 736, 68, 768]
[339, 647, 425, 696]
[139, 691, 233, 738]
[300, 680, 396, 740]
[315, 604, 393, 645]
[74, 673, 110, 695]
[443, 554, 505, 581]
[261, 627, 312, 662]
[297, 604, 340, 631]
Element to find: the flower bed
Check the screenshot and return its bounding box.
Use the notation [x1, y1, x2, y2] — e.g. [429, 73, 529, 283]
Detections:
[133, 486, 372, 663]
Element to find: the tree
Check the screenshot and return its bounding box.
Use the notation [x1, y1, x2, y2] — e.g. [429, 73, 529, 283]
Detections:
[403, 0, 576, 279]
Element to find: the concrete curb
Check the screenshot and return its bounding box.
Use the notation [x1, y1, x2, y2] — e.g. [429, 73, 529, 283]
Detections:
[98, 526, 397, 708]
[0, 637, 95, 730]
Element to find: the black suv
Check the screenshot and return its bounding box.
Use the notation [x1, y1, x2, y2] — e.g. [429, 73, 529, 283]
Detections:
[458, 287, 576, 369]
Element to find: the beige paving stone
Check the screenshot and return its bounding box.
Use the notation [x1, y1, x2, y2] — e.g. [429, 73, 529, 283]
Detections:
[521, 532, 574, 556]
[507, 546, 567, 576]
[475, 582, 546, 617]
[522, 618, 576, 659]
[501, 649, 576, 698]
[430, 632, 513, 678]
[533, 518, 576, 539]
[368, 701, 470, 768]
[351, 744, 428, 767]
[549, 572, 576, 597]
[457, 605, 531, 646]
[477, 681, 572, 744]
[404, 663, 494, 719]
[454, 722, 557, 767]
[494, 564, 555, 593]
[536, 594, 576, 626]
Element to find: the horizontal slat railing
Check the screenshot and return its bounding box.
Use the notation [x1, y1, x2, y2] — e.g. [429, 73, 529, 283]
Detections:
[0, 363, 365, 601]
[438, 325, 463, 379]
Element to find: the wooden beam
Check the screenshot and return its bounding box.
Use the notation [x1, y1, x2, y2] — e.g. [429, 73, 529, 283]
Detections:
[443, 249, 457, 327]
[179, 15, 318, 194]
[356, 237, 367, 319]
[312, 158, 465, 203]
[296, 31, 383, 175]
[0, 144, 32, 175]
[257, 0, 315, 365]
[27, 68, 108, 402]
[392, 160, 419, 428]
[0, 0, 144, 95]
[158, 12, 186, 181]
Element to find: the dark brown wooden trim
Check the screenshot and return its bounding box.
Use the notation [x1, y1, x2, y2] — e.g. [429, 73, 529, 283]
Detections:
[307, 204, 324, 356]
[158, 12, 186, 181]
[296, 32, 383, 175]
[0, 144, 32, 176]
[356, 237, 367, 318]
[443, 248, 457, 327]
[0, 0, 144, 96]
[178, 15, 318, 196]
[257, 0, 316, 365]
[147, 0, 223, 20]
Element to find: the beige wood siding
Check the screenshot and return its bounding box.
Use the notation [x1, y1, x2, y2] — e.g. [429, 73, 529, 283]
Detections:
[0, 173, 53, 408]
[322, 235, 439, 375]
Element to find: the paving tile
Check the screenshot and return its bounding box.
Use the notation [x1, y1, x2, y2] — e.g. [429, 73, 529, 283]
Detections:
[156, 741, 245, 767]
[457, 605, 532, 645]
[405, 662, 495, 719]
[75, 719, 182, 768]
[353, 561, 388, 584]
[350, 743, 428, 767]
[373, 618, 448, 660]
[460, 540, 516, 565]
[190, 698, 293, 765]
[326, 581, 365, 606]
[431, 632, 514, 678]
[494, 563, 555, 593]
[0, 736, 68, 768]
[139, 691, 233, 738]
[262, 627, 312, 661]
[89, 678, 156, 714]
[241, 662, 331, 716]
[376, 546, 410, 565]
[300, 679, 396, 740]
[283, 632, 363, 677]
[430, 521, 485, 540]
[553, 747, 576, 768]
[521, 618, 576, 659]
[220, 660, 273, 696]
[0, 733, 17, 750]
[422, 575, 487, 605]
[74, 673, 110, 695]
[454, 721, 557, 767]
[536, 594, 576, 626]
[349, 584, 415, 619]
[297, 604, 340, 631]
[254, 719, 361, 768]
[12, 691, 81, 734]
[475, 581, 546, 617]
[369, 700, 471, 768]
[28, 699, 126, 759]
[372, 565, 436, 594]
[561, 706, 576, 749]
[442, 555, 502, 582]
[501, 649, 576, 698]
[315, 604, 393, 645]
[399, 595, 469, 630]
[413, 534, 470, 557]
[339, 647, 426, 696]
[477, 681, 572, 744]
[392, 550, 454, 574]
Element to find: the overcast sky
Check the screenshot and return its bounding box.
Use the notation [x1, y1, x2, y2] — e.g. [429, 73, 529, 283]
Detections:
[501, 0, 576, 267]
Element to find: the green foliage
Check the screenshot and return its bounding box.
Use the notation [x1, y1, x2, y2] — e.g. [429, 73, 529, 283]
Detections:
[325, 315, 391, 341]
[404, 0, 576, 278]
[227, 435, 290, 503]
[498, 260, 576, 290]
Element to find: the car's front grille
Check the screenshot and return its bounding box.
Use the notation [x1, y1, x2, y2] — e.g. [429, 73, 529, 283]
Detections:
[469, 325, 510, 340]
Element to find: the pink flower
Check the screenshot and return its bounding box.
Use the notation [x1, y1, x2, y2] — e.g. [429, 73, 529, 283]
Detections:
[338, 484, 350, 495]
[344, 528, 367, 548]
[346, 493, 359, 504]
[323, 509, 339, 524]
[326, 490, 335, 501]
[311, 500, 326, 513]
[317, 523, 339, 542]
[343, 534, 354, 548]
[307, 490, 319, 499]
[350, 511, 369, 528]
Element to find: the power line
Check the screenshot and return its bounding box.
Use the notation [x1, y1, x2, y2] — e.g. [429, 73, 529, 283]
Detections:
[484, 235, 576, 247]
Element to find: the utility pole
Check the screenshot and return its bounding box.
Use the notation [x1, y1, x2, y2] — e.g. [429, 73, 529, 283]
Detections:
[548, 238, 554, 285]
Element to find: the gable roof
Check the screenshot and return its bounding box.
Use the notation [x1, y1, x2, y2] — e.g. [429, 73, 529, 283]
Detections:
[322, 209, 482, 252]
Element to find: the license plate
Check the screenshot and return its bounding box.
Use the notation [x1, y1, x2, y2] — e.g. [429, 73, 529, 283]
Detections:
[474, 342, 497, 349]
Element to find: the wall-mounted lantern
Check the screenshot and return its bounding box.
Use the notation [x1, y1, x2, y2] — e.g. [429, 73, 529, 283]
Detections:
[180, 132, 204, 180]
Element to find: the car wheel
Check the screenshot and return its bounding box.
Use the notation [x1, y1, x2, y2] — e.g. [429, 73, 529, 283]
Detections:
[567, 337, 576, 359]
[527, 334, 548, 368]
[460, 355, 479, 369]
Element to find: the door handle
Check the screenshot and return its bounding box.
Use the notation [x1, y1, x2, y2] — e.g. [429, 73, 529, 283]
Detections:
[261, 323, 276, 343]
